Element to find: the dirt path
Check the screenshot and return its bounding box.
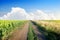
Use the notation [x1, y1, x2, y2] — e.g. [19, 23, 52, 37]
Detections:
[8, 23, 29, 40]
[31, 23, 46, 40]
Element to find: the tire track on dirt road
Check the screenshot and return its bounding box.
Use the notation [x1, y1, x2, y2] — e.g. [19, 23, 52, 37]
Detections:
[31, 22, 46, 40]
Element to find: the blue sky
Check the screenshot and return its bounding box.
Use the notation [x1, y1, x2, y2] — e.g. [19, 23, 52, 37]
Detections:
[0, 0, 60, 16]
[0, 0, 60, 20]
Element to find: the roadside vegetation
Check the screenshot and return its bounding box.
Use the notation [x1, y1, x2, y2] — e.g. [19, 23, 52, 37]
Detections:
[33, 20, 60, 40]
[27, 22, 38, 40]
[0, 20, 27, 40]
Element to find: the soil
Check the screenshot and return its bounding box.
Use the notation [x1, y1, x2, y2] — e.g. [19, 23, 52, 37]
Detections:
[32, 23, 46, 40]
[6, 22, 46, 40]
[7, 23, 29, 40]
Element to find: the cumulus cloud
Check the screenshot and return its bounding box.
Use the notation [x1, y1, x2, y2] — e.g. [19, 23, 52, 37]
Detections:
[0, 7, 31, 20]
[0, 7, 58, 20]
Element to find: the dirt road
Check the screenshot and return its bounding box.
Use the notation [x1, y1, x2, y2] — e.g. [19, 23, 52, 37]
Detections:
[7, 21, 46, 40]
[8, 23, 29, 40]
[31, 22, 46, 40]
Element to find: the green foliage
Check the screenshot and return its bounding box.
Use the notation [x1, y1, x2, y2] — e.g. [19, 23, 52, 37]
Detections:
[27, 23, 38, 40]
[0, 20, 27, 40]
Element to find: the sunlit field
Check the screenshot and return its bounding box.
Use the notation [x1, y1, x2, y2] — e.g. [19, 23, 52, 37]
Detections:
[34, 20, 60, 40]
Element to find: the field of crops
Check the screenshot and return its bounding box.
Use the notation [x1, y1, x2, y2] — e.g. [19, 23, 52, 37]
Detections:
[34, 20, 60, 40]
[0, 20, 27, 40]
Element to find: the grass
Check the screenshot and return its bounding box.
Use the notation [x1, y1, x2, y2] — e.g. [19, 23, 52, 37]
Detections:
[0, 20, 27, 40]
[27, 22, 38, 40]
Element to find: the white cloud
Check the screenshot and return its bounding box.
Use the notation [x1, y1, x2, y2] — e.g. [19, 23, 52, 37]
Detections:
[0, 7, 31, 20]
[0, 7, 59, 20]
